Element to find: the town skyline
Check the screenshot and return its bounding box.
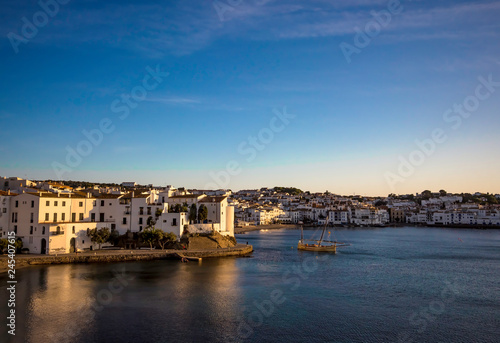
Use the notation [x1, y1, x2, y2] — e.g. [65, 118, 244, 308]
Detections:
[2, 175, 499, 198]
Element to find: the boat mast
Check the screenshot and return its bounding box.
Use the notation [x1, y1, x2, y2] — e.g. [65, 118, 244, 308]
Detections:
[318, 213, 328, 245]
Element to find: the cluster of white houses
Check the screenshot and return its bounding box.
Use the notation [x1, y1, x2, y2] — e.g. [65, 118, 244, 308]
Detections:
[0, 178, 234, 254]
[231, 189, 500, 227]
[2, 177, 499, 253]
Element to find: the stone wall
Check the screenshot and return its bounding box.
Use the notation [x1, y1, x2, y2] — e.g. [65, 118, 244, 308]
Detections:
[0, 244, 253, 273]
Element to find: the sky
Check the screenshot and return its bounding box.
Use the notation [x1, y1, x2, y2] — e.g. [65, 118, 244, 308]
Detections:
[0, 0, 499, 196]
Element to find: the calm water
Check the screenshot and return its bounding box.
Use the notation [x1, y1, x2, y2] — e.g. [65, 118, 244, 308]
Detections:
[1, 227, 499, 343]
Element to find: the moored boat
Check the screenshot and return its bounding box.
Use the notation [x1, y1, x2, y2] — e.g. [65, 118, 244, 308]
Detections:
[297, 218, 350, 253]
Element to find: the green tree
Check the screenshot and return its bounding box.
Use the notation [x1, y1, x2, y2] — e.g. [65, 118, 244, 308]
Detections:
[146, 216, 156, 228]
[181, 202, 189, 212]
[439, 189, 447, 196]
[198, 204, 208, 223]
[140, 227, 162, 250]
[108, 229, 120, 246]
[158, 231, 177, 250]
[87, 227, 111, 249]
[189, 204, 198, 223]
[155, 208, 163, 219]
[0, 238, 8, 254]
[15, 238, 23, 253]
[0, 238, 22, 253]
[421, 190, 432, 200]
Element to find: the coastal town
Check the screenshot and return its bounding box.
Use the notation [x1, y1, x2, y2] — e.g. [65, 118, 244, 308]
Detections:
[231, 187, 500, 227]
[1, 176, 499, 255]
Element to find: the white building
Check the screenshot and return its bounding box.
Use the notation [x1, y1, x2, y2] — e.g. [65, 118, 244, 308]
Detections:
[2, 187, 235, 254]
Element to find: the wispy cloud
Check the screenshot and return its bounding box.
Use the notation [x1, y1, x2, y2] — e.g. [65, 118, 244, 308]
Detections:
[146, 97, 201, 104]
[1, 0, 499, 56]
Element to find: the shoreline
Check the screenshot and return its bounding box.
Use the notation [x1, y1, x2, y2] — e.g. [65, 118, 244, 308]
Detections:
[235, 224, 298, 234]
[0, 244, 253, 274]
[235, 223, 500, 234]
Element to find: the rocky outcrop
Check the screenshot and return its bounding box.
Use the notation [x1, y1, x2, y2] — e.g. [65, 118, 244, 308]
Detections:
[185, 231, 237, 250]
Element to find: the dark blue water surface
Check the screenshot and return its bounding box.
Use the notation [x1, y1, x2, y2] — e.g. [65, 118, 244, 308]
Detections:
[1, 227, 499, 343]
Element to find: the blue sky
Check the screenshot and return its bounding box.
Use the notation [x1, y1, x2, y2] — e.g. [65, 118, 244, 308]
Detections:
[1, 0, 499, 195]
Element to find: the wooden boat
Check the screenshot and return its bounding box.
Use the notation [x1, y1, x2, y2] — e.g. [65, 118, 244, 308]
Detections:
[297, 219, 350, 253]
[297, 241, 337, 252]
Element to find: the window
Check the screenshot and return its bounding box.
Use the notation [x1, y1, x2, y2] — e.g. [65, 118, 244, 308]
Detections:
[93, 201, 96, 206]
[11, 213, 17, 223]
[54, 201, 58, 206]
[72, 226, 75, 234]
[30, 213, 34, 223]
[61, 213, 65, 221]
[91, 213, 96, 222]
[14, 225, 17, 234]
[62, 201, 66, 207]
[45, 213, 49, 221]
[147, 207, 152, 215]
[15, 201, 18, 208]
[139, 207, 144, 215]
[2, 208, 6, 213]
[56, 226, 61, 235]
[172, 218, 177, 226]
[122, 217, 127, 224]
[139, 226, 143, 231]
[139, 218, 143, 224]
[82, 240, 85, 244]
[42, 226, 45, 235]
[46, 201, 50, 206]
[79, 213, 84, 221]
[30, 226, 33, 235]
[79, 202, 83, 207]
[53, 213, 58, 222]
[101, 200, 104, 206]
[31, 200, 35, 208]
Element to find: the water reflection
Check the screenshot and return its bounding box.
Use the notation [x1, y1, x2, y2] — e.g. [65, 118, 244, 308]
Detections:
[26, 265, 96, 343]
[5, 258, 242, 343]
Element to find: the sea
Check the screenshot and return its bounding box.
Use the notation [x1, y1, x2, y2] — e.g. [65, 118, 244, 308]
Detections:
[1, 226, 499, 343]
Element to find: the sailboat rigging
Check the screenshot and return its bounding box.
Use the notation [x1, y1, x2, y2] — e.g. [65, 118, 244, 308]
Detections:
[297, 215, 350, 253]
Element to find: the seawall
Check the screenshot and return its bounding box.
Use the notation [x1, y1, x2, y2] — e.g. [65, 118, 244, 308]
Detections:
[0, 244, 253, 273]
